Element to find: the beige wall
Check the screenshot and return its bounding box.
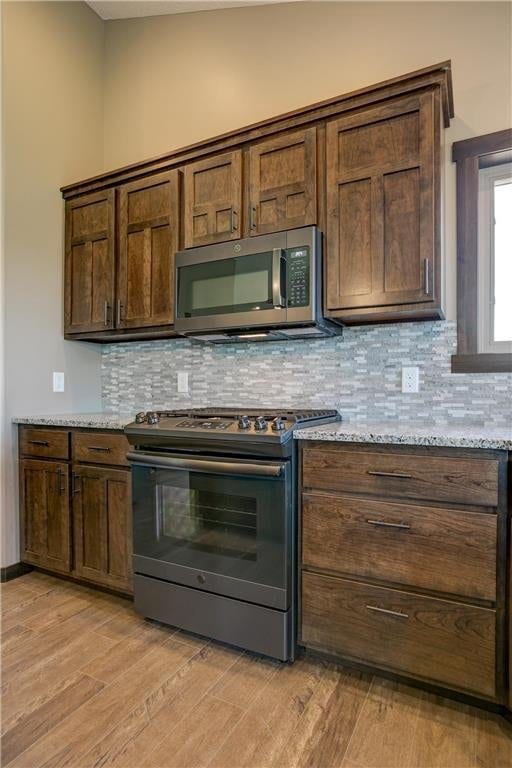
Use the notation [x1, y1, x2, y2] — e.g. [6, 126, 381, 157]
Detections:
[1, 1, 105, 567]
[103, 1, 512, 321]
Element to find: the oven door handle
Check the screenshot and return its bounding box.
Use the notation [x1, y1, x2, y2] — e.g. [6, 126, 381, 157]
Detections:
[127, 452, 285, 478]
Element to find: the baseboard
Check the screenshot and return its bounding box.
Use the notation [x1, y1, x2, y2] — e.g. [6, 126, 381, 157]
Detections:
[0, 562, 33, 582]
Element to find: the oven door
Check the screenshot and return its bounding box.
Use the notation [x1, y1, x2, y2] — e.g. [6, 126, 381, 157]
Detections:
[130, 452, 292, 610]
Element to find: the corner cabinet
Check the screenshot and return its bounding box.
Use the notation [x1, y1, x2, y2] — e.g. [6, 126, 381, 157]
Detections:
[325, 91, 442, 323]
[62, 62, 453, 338]
[18, 425, 133, 595]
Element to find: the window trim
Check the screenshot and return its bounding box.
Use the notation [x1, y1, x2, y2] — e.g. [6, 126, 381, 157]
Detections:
[451, 128, 512, 373]
[477, 164, 512, 355]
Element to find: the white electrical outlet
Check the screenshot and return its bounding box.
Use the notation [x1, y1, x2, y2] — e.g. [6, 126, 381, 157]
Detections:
[53, 372, 65, 392]
[402, 366, 419, 393]
[177, 371, 189, 394]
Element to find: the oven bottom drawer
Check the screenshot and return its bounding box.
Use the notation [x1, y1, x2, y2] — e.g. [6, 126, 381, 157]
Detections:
[134, 573, 293, 661]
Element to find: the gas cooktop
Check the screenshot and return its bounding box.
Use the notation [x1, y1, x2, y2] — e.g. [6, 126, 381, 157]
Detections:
[125, 407, 340, 446]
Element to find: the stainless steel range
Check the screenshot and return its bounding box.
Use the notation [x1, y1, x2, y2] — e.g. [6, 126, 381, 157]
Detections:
[125, 408, 339, 660]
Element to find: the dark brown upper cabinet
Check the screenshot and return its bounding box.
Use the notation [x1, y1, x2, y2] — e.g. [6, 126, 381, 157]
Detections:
[64, 190, 115, 334]
[20, 458, 71, 574]
[325, 91, 442, 323]
[248, 128, 317, 236]
[184, 150, 242, 248]
[62, 63, 453, 336]
[117, 171, 180, 329]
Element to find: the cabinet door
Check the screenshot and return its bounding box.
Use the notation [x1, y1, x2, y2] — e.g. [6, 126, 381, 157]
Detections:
[326, 92, 437, 313]
[248, 128, 317, 236]
[117, 171, 180, 329]
[64, 190, 115, 334]
[184, 150, 241, 248]
[73, 466, 132, 593]
[20, 459, 71, 573]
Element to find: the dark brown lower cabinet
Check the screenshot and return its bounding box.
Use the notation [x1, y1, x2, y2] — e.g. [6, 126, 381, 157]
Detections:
[19, 426, 133, 595]
[72, 466, 132, 593]
[20, 458, 71, 574]
[302, 571, 496, 699]
[300, 441, 509, 708]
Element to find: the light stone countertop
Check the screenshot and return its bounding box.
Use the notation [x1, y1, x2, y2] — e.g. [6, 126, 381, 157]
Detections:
[12, 414, 512, 449]
[294, 421, 512, 450]
[12, 413, 133, 431]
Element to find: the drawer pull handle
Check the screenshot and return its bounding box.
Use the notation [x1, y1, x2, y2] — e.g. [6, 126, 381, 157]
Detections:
[367, 519, 411, 531]
[87, 446, 111, 452]
[29, 439, 49, 447]
[366, 605, 409, 620]
[367, 471, 412, 479]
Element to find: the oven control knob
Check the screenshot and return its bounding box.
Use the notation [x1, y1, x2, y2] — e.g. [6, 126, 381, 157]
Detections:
[271, 416, 286, 432]
[254, 416, 267, 431]
[146, 411, 160, 425]
[135, 411, 147, 424]
[238, 415, 251, 430]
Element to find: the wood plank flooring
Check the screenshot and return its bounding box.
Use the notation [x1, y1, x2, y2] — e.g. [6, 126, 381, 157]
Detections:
[1, 573, 511, 768]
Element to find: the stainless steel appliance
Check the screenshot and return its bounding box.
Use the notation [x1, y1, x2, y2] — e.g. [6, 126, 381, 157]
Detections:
[125, 408, 340, 660]
[174, 227, 342, 343]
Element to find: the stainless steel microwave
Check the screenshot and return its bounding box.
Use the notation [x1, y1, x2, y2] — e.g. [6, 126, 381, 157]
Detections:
[174, 226, 342, 343]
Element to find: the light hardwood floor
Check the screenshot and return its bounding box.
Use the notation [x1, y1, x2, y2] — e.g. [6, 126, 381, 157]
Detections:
[1, 572, 511, 768]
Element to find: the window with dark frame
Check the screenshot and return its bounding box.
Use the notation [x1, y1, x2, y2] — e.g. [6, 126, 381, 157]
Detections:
[452, 128, 512, 373]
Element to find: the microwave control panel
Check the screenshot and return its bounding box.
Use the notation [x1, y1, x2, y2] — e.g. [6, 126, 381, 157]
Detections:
[286, 247, 310, 307]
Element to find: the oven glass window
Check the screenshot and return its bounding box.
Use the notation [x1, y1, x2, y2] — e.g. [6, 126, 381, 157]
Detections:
[177, 251, 274, 317]
[132, 464, 289, 592]
[158, 486, 257, 561]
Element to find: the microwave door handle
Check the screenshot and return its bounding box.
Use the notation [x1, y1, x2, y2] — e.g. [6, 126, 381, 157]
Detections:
[272, 248, 285, 308]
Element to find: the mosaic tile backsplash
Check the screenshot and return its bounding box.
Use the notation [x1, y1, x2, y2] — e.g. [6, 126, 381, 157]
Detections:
[101, 320, 511, 427]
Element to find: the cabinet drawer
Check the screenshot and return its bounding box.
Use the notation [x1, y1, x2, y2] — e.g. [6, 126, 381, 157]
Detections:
[72, 432, 130, 467]
[20, 427, 69, 460]
[302, 494, 497, 601]
[301, 571, 496, 698]
[302, 445, 499, 507]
